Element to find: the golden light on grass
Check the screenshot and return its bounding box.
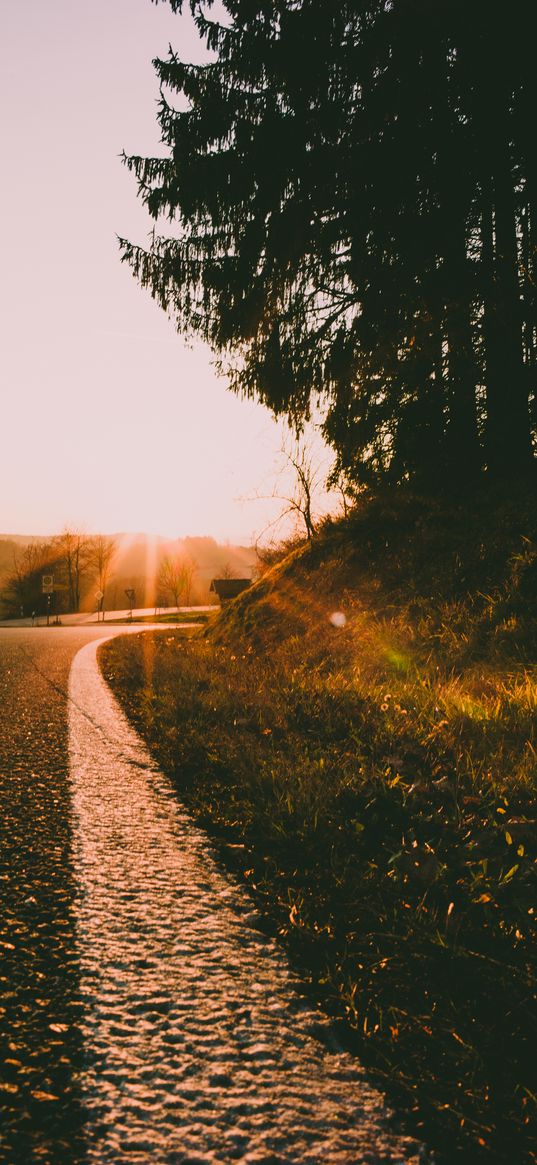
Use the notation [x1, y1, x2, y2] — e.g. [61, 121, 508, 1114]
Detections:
[142, 629, 156, 691]
[438, 681, 489, 722]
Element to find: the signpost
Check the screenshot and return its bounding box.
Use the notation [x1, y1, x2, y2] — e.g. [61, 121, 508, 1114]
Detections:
[95, 589, 104, 622]
[42, 575, 54, 626]
[124, 588, 136, 621]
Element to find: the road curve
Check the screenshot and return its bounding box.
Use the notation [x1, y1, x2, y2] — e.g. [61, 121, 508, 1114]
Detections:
[1, 628, 421, 1164]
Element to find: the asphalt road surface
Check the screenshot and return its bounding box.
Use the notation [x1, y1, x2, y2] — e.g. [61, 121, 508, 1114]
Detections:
[0, 627, 421, 1165]
[0, 626, 140, 1164]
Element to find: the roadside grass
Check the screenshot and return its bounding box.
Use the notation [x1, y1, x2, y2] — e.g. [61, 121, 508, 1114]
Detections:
[100, 489, 537, 1164]
[105, 611, 212, 625]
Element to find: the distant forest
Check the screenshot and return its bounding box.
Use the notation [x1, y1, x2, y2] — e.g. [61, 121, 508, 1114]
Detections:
[0, 532, 256, 618]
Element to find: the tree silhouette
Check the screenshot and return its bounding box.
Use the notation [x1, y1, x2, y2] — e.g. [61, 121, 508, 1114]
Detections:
[55, 528, 92, 612]
[157, 553, 196, 608]
[122, 0, 536, 492]
[90, 535, 117, 621]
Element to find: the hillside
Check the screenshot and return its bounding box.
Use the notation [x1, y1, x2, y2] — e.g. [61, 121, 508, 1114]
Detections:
[101, 487, 537, 1164]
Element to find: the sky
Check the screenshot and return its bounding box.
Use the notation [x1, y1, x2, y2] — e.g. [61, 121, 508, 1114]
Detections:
[0, 0, 333, 544]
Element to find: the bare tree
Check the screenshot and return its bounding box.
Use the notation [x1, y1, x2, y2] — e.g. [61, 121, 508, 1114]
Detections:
[181, 556, 196, 606]
[328, 469, 360, 520]
[252, 437, 333, 550]
[284, 441, 318, 541]
[13, 540, 55, 579]
[90, 535, 117, 621]
[157, 556, 180, 609]
[55, 527, 91, 612]
[157, 554, 196, 610]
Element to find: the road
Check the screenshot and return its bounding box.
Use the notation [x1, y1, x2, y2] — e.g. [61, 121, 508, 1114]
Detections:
[0, 627, 421, 1165]
[0, 626, 147, 1164]
[2, 606, 218, 629]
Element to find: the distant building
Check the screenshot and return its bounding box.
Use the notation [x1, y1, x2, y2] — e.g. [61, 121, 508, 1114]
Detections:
[210, 578, 251, 604]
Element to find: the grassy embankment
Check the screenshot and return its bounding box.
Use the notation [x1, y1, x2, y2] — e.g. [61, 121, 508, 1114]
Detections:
[101, 489, 536, 1164]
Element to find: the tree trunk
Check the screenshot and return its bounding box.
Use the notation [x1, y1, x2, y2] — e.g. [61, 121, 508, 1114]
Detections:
[443, 233, 482, 486]
[482, 153, 533, 478]
[431, 33, 482, 487]
[479, 41, 534, 480]
[414, 316, 448, 493]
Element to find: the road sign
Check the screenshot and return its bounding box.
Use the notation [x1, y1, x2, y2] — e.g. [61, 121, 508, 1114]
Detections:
[95, 589, 104, 601]
[42, 575, 54, 594]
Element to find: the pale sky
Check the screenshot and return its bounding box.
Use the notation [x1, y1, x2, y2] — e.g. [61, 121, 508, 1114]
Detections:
[0, 0, 333, 544]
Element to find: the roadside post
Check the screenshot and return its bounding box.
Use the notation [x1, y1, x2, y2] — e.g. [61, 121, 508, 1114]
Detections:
[42, 575, 54, 626]
[124, 588, 136, 621]
[95, 590, 104, 623]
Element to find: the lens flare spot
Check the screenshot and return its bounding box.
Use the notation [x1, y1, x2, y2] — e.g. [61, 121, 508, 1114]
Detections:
[385, 649, 411, 673]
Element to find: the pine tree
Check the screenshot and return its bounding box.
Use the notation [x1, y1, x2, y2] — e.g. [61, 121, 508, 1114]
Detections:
[122, 0, 536, 491]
